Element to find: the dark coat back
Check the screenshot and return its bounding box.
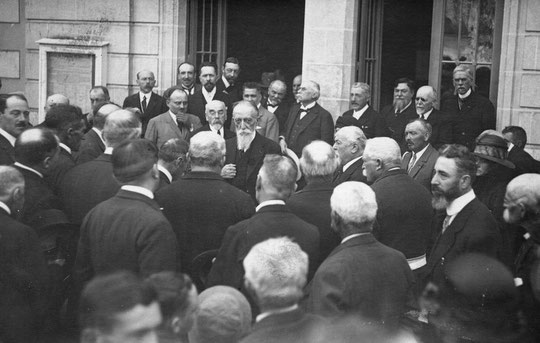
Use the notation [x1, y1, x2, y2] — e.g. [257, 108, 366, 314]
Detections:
[216, 77, 243, 103]
[333, 157, 367, 185]
[187, 88, 233, 128]
[225, 133, 281, 200]
[287, 180, 339, 261]
[76, 129, 105, 164]
[306, 234, 414, 327]
[440, 91, 496, 151]
[508, 147, 540, 176]
[60, 154, 120, 226]
[155, 171, 255, 277]
[401, 144, 439, 191]
[261, 99, 291, 135]
[45, 148, 75, 195]
[240, 309, 325, 343]
[338, 107, 389, 138]
[425, 198, 501, 286]
[380, 103, 418, 153]
[190, 123, 236, 140]
[0, 135, 15, 166]
[283, 102, 334, 156]
[122, 92, 169, 135]
[425, 109, 452, 149]
[207, 204, 320, 289]
[74, 190, 179, 285]
[371, 169, 434, 259]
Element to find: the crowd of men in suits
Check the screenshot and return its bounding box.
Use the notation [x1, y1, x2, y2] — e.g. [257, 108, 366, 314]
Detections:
[1, 59, 540, 343]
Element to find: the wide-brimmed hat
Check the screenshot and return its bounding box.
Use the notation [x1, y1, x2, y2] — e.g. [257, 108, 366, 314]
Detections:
[473, 134, 515, 169]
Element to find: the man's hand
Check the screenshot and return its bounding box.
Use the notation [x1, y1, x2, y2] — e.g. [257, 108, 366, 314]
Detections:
[279, 137, 288, 154]
[221, 164, 237, 179]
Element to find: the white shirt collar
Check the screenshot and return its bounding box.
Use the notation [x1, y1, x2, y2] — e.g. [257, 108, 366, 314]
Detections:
[221, 75, 231, 88]
[458, 88, 472, 99]
[169, 110, 178, 123]
[300, 101, 316, 111]
[507, 142, 514, 152]
[202, 86, 217, 104]
[14, 162, 43, 178]
[353, 104, 369, 120]
[446, 189, 476, 224]
[0, 201, 11, 215]
[256, 304, 298, 323]
[341, 232, 370, 244]
[256, 199, 285, 212]
[92, 127, 106, 146]
[0, 128, 16, 146]
[157, 164, 172, 183]
[104, 147, 114, 155]
[139, 91, 153, 102]
[209, 125, 224, 138]
[420, 108, 434, 120]
[121, 185, 154, 199]
[59, 142, 72, 155]
[343, 156, 362, 172]
[413, 143, 430, 161]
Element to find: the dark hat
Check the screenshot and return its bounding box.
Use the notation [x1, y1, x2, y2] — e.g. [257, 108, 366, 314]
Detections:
[473, 134, 515, 169]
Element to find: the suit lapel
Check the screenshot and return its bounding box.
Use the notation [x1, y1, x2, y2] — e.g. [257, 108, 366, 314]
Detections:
[293, 105, 319, 135]
[146, 93, 159, 114]
[164, 112, 183, 137]
[408, 145, 435, 178]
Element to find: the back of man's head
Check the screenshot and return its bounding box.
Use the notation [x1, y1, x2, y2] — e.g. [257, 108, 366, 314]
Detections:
[258, 154, 297, 201]
[112, 139, 158, 184]
[505, 173, 540, 224]
[331, 181, 377, 236]
[0, 166, 24, 210]
[159, 138, 189, 164]
[45, 93, 70, 112]
[44, 104, 84, 141]
[145, 272, 197, 336]
[103, 109, 142, 148]
[363, 137, 401, 170]
[189, 131, 225, 170]
[14, 127, 58, 168]
[243, 237, 308, 310]
[502, 126, 528, 148]
[93, 103, 121, 130]
[300, 140, 339, 180]
[79, 271, 159, 337]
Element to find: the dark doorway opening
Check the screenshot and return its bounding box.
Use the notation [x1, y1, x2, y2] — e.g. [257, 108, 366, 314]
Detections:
[226, 0, 305, 88]
[379, 0, 433, 107]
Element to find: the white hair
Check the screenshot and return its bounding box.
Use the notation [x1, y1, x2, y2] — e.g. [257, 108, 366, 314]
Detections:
[363, 137, 401, 166]
[336, 126, 367, 151]
[189, 131, 226, 168]
[243, 237, 308, 308]
[300, 140, 339, 177]
[331, 181, 377, 225]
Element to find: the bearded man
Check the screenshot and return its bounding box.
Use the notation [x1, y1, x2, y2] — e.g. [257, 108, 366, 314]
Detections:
[222, 101, 281, 200]
[425, 144, 500, 287]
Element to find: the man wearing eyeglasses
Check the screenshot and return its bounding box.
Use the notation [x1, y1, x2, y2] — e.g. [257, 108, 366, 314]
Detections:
[222, 101, 281, 200]
[415, 85, 452, 149]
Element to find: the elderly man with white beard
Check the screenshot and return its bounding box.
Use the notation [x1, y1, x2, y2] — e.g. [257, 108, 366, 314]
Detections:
[222, 101, 281, 200]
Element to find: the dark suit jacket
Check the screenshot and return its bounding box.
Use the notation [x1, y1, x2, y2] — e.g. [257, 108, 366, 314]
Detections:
[76, 129, 105, 164]
[240, 308, 325, 343]
[0, 209, 49, 343]
[45, 147, 75, 195]
[60, 154, 120, 226]
[284, 102, 334, 156]
[371, 169, 433, 259]
[0, 135, 15, 165]
[333, 157, 367, 185]
[216, 77, 243, 103]
[122, 92, 169, 135]
[425, 109, 452, 149]
[207, 204, 320, 289]
[287, 180, 339, 262]
[190, 124, 236, 140]
[380, 103, 418, 153]
[155, 171, 255, 277]
[144, 111, 202, 148]
[440, 91, 496, 151]
[74, 189, 179, 285]
[508, 146, 540, 176]
[225, 133, 281, 199]
[187, 88, 233, 128]
[306, 234, 414, 326]
[157, 170, 171, 190]
[261, 99, 291, 135]
[401, 144, 439, 191]
[425, 198, 500, 286]
[338, 107, 388, 138]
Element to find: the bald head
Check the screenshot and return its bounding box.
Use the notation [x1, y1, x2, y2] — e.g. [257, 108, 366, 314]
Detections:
[504, 174, 540, 225]
[300, 140, 339, 179]
[103, 110, 142, 148]
[205, 100, 227, 130]
[14, 127, 59, 169]
[0, 166, 24, 198]
[93, 103, 121, 130]
[45, 94, 70, 112]
[415, 86, 437, 116]
[268, 80, 287, 106]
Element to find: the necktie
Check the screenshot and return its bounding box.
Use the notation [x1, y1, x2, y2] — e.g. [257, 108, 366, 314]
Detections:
[217, 129, 221, 136]
[420, 113, 425, 120]
[458, 97, 464, 110]
[142, 96, 147, 113]
[299, 108, 308, 120]
[407, 152, 416, 172]
[442, 215, 452, 234]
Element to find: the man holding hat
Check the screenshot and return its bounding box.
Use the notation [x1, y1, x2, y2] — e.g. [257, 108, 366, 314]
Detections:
[74, 139, 179, 288]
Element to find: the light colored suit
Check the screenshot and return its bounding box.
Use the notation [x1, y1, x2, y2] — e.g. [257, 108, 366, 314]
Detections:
[401, 144, 439, 191]
[145, 111, 202, 148]
[230, 106, 280, 142]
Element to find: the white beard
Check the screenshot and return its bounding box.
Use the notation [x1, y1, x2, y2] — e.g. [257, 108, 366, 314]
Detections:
[237, 131, 256, 151]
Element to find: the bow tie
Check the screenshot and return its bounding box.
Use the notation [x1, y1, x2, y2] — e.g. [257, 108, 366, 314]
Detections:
[267, 103, 278, 108]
